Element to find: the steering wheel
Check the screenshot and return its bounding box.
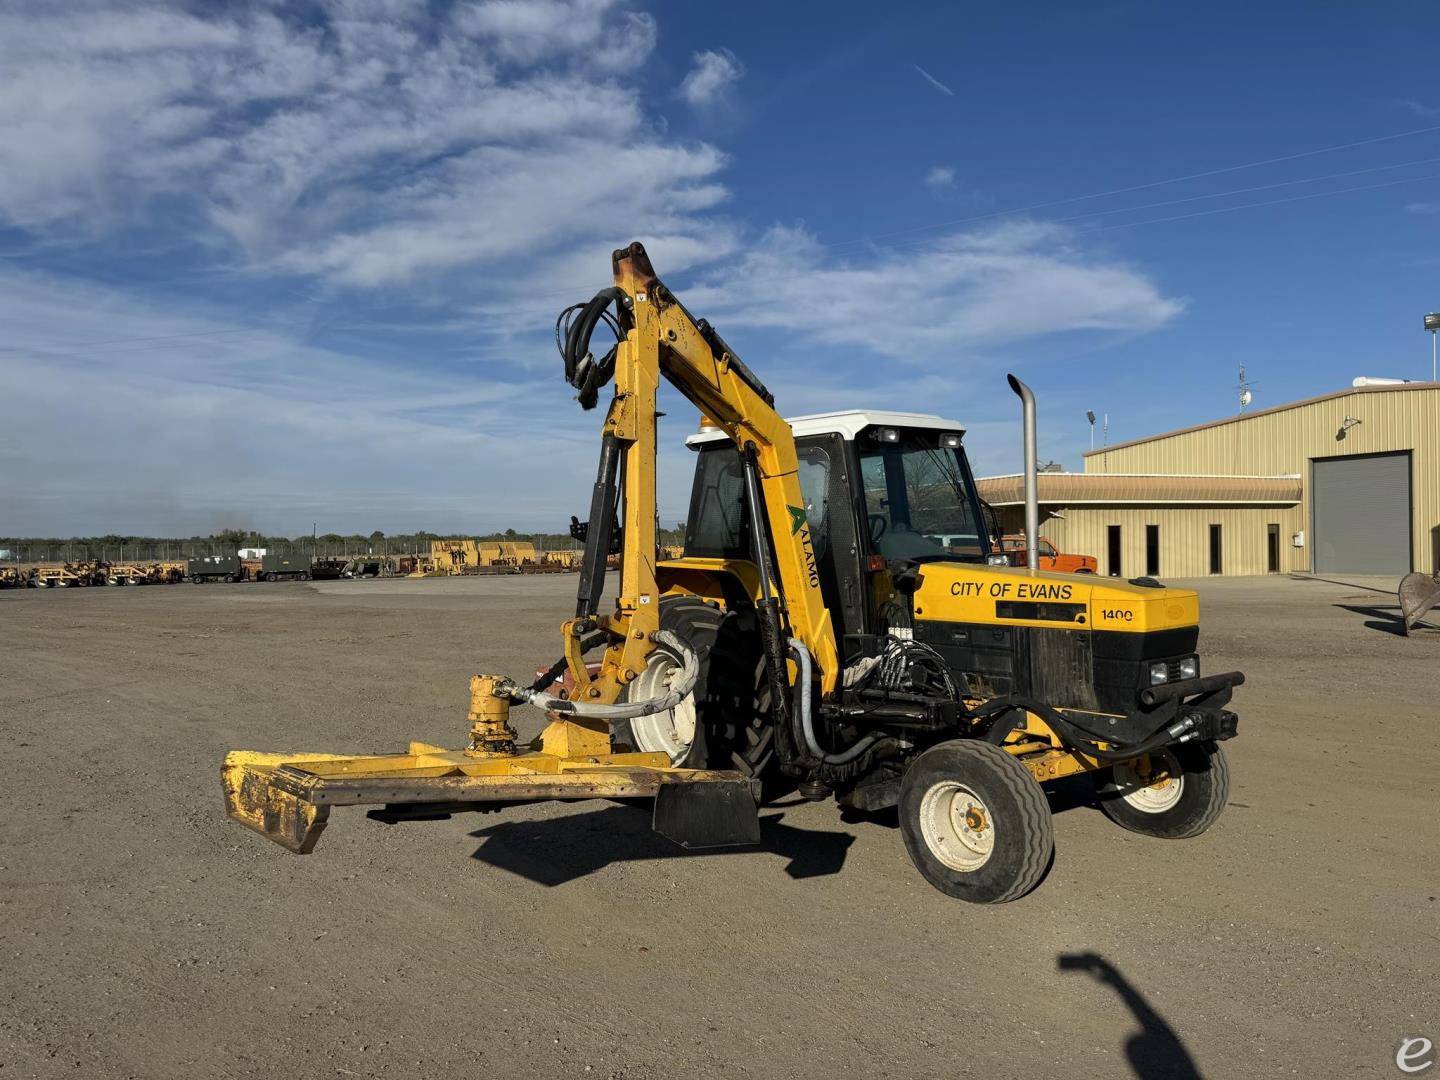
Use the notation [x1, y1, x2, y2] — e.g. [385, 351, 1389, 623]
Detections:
[868, 514, 888, 544]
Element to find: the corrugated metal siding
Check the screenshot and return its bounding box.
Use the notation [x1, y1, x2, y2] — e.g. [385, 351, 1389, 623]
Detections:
[1082, 386, 1440, 573]
[999, 505, 1306, 577]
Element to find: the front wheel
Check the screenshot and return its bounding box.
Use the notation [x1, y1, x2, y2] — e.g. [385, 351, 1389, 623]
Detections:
[1093, 741, 1229, 839]
[899, 741, 1054, 903]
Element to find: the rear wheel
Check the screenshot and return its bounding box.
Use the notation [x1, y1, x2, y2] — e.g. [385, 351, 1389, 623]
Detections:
[1093, 741, 1229, 838]
[899, 740, 1054, 903]
[614, 595, 771, 778]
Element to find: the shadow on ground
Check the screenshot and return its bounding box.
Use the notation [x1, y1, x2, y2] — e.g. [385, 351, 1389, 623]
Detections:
[1058, 952, 1202, 1079]
[468, 805, 854, 886]
[1333, 602, 1410, 636]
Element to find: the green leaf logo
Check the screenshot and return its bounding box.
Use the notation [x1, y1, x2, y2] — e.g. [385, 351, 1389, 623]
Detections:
[787, 505, 808, 535]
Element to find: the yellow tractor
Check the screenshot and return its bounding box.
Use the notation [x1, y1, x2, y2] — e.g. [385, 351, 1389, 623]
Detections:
[224, 243, 1243, 903]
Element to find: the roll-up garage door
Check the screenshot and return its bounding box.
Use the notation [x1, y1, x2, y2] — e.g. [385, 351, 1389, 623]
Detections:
[1312, 452, 1411, 574]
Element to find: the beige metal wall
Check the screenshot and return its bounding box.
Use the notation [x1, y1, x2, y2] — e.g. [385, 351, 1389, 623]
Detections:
[1082, 385, 1440, 573]
[1022, 505, 1305, 578]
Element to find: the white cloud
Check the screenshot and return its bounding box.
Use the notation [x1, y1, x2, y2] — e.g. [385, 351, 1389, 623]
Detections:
[456, 0, 658, 70]
[679, 48, 745, 108]
[683, 221, 1185, 361]
[0, 3, 1185, 534]
[924, 166, 957, 191]
[0, 1, 723, 290]
[0, 265, 612, 535]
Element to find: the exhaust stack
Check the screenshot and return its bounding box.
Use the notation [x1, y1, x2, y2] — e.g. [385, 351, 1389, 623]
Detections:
[1007, 374, 1039, 574]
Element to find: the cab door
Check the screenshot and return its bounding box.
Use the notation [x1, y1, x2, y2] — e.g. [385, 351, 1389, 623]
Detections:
[795, 433, 868, 646]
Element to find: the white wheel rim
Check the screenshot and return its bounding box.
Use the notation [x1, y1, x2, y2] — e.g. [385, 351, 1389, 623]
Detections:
[1113, 750, 1184, 813]
[918, 781, 995, 871]
[626, 649, 697, 764]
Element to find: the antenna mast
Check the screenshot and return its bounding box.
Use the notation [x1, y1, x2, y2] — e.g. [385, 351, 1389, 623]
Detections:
[1237, 364, 1255, 413]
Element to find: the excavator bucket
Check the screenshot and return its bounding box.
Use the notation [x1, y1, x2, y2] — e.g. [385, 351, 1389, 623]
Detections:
[222, 742, 763, 854]
[1398, 572, 1440, 634]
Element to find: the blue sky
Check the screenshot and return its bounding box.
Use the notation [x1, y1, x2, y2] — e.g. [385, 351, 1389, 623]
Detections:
[3, 0, 1438, 536]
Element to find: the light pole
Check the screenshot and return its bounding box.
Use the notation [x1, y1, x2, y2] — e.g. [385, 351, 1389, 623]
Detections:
[1086, 410, 1097, 451]
[1426, 313, 1440, 382]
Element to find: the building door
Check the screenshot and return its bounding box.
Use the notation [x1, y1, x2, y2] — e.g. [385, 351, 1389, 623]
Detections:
[1145, 524, 1160, 576]
[1267, 524, 1280, 574]
[1312, 452, 1411, 574]
[1107, 525, 1121, 577]
[1208, 524, 1223, 575]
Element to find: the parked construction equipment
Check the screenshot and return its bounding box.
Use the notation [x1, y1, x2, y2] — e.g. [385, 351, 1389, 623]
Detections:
[259, 553, 310, 582]
[187, 554, 245, 583]
[225, 242, 1241, 900]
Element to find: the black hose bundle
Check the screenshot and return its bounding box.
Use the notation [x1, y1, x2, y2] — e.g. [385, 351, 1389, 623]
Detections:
[556, 287, 631, 410]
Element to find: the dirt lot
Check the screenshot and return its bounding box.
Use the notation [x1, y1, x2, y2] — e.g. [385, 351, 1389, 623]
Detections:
[1, 572, 1435, 1079]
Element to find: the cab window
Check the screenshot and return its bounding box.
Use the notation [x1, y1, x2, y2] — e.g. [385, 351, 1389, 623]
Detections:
[684, 446, 749, 558]
[858, 430, 986, 562]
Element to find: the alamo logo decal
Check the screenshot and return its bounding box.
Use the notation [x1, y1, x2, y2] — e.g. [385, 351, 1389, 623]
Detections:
[787, 505, 808, 535]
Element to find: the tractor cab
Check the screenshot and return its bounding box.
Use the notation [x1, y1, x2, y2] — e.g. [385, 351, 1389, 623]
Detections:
[682, 410, 994, 646]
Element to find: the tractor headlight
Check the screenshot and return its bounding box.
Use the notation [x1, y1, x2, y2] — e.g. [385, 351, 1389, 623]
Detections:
[1178, 656, 1199, 680]
[1148, 662, 1169, 686]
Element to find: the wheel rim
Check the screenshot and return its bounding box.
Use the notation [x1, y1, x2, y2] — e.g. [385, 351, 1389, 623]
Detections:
[1113, 750, 1184, 813]
[918, 781, 995, 871]
[626, 648, 697, 764]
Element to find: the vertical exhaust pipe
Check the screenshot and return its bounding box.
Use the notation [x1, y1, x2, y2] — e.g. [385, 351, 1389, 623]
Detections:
[1006, 374, 1039, 575]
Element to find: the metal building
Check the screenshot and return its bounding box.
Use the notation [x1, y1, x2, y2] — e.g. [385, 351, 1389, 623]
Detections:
[977, 382, 1440, 578]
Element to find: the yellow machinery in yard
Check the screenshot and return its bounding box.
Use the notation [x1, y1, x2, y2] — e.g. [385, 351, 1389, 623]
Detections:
[430, 539, 480, 574]
[224, 243, 1244, 902]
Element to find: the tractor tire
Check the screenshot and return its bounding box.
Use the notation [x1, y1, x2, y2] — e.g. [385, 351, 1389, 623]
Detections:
[299, 571, 310, 581]
[223, 574, 235, 583]
[1093, 741, 1229, 839]
[899, 740, 1054, 903]
[613, 595, 771, 779]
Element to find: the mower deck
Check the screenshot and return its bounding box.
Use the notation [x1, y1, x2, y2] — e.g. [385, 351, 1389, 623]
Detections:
[223, 741, 762, 855]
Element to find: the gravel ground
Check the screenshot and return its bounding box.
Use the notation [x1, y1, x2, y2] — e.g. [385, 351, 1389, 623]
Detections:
[1, 572, 1435, 1079]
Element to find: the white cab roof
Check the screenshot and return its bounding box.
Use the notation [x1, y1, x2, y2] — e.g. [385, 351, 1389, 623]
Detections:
[685, 409, 965, 447]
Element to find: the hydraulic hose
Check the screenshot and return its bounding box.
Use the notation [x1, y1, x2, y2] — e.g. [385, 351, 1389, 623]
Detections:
[502, 630, 698, 721]
[789, 638, 883, 766]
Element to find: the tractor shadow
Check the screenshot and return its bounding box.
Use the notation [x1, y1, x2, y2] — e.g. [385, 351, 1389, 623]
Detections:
[468, 804, 854, 886]
[1332, 602, 1415, 636]
[1058, 951, 1202, 1079]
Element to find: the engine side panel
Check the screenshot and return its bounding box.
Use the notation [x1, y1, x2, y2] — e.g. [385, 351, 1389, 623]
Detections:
[911, 563, 1201, 714]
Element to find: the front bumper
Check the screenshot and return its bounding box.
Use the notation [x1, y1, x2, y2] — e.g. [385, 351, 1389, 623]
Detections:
[1061, 670, 1245, 748]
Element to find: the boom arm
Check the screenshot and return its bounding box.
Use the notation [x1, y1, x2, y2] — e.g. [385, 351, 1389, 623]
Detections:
[562, 242, 840, 705]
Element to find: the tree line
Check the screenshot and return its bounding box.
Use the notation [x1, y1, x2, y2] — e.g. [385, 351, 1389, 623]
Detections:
[0, 525, 688, 565]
